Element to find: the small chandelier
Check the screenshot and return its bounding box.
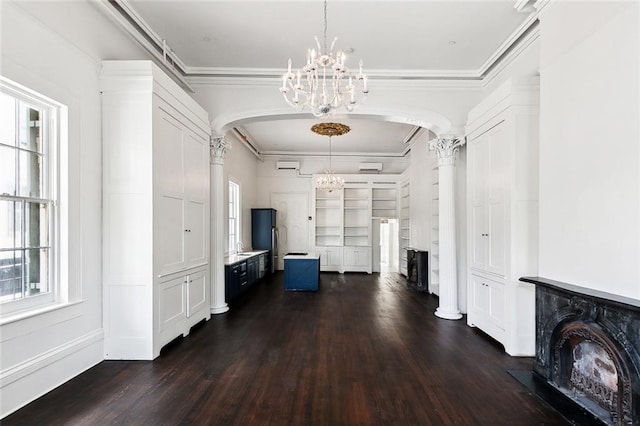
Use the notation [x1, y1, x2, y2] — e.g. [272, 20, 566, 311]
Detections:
[312, 122, 349, 192]
[280, 0, 368, 117]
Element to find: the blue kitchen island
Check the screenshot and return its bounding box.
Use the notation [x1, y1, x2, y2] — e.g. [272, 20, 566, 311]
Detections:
[283, 253, 320, 291]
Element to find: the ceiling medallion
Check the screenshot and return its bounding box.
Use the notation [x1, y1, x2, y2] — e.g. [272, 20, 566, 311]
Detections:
[279, 0, 368, 118]
[313, 123, 348, 192]
[311, 122, 351, 137]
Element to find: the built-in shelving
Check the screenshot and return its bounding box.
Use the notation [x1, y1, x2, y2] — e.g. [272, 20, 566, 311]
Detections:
[399, 180, 410, 276]
[430, 163, 439, 293]
[313, 174, 403, 274]
[315, 189, 342, 246]
[372, 187, 398, 218]
[343, 187, 370, 246]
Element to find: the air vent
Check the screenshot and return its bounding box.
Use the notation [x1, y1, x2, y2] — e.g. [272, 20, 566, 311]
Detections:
[358, 162, 383, 172]
[276, 161, 300, 170]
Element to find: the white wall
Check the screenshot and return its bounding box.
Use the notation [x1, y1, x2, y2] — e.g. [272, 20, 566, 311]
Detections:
[0, 1, 145, 418]
[538, 1, 640, 298]
[409, 134, 433, 252]
[222, 138, 260, 253]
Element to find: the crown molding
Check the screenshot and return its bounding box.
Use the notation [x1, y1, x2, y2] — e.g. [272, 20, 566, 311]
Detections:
[477, 10, 539, 77]
[261, 150, 408, 158]
[481, 22, 540, 88]
[99, 0, 542, 91]
[184, 66, 481, 80]
[186, 75, 484, 90]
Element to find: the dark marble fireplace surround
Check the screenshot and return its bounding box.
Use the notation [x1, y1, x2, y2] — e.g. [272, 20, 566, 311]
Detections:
[521, 277, 640, 426]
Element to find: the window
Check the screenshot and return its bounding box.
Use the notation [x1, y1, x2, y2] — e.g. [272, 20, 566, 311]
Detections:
[0, 78, 59, 313]
[228, 180, 240, 253]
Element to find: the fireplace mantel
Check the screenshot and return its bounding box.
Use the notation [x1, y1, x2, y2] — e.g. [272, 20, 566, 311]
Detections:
[521, 276, 640, 425]
[520, 277, 640, 311]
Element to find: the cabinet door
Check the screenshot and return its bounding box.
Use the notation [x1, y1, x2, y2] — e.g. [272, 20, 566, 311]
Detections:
[155, 109, 185, 197]
[327, 248, 342, 267]
[470, 274, 490, 317]
[159, 275, 186, 332]
[488, 279, 505, 329]
[155, 106, 187, 274]
[186, 269, 207, 317]
[343, 248, 356, 266]
[185, 200, 206, 267]
[470, 274, 505, 330]
[469, 134, 490, 270]
[470, 203, 487, 270]
[183, 130, 208, 202]
[158, 195, 185, 274]
[225, 264, 240, 302]
[355, 249, 370, 267]
[487, 125, 507, 276]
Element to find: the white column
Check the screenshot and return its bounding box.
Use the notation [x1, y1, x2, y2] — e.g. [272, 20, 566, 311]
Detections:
[429, 136, 466, 320]
[210, 135, 231, 314]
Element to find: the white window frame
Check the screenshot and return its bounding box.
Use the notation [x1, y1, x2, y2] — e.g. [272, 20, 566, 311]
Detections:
[228, 179, 241, 254]
[0, 76, 63, 318]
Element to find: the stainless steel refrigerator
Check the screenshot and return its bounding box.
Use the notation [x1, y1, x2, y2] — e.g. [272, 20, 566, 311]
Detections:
[251, 208, 278, 273]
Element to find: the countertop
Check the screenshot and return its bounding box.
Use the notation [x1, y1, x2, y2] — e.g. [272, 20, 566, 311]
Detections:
[225, 249, 269, 266]
[283, 253, 320, 260]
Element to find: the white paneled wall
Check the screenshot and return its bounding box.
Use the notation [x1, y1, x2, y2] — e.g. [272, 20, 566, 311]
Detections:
[0, 1, 145, 418]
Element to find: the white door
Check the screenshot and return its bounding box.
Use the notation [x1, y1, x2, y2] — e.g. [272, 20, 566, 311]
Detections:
[185, 200, 206, 267]
[271, 192, 309, 270]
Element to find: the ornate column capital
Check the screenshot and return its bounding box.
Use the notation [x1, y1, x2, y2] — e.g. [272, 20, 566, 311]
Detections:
[210, 135, 231, 165]
[429, 135, 466, 166]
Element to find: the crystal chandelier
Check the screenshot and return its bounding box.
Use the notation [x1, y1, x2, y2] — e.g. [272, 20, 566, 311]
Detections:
[280, 0, 368, 117]
[312, 122, 350, 192]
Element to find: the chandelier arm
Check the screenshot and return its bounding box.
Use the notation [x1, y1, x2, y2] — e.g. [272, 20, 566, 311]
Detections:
[280, 0, 367, 117]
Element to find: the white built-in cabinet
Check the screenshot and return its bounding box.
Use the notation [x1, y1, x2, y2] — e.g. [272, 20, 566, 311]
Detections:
[465, 78, 539, 356]
[313, 175, 400, 273]
[101, 61, 211, 360]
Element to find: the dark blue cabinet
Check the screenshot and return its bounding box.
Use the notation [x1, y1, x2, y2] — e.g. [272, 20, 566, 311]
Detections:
[225, 252, 270, 303]
[251, 208, 277, 273]
[284, 255, 320, 291]
[225, 261, 248, 302]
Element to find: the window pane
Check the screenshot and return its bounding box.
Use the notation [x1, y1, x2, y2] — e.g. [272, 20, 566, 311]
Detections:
[25, 202, 47, 248]
[25, 248, 48, 295]
[0, 250, 23, 302]
[18, 150, 43, 198]
[0, 200, 20, 249]
[0, 93, 16, 146]
[19, 103, 41, 153]
[0, 145, 16, 196]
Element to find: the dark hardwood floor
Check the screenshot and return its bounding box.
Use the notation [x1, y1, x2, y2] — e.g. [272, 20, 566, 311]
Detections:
[4, 272, 568, 425]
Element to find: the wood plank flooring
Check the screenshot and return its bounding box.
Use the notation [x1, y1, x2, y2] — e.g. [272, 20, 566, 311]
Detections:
[3, 272, 568, 425]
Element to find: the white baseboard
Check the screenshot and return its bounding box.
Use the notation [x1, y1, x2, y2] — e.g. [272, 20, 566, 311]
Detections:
[0, 329, 104, 419]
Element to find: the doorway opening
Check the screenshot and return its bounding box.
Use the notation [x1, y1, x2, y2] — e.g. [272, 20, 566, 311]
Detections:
[373, 218, 399, 273]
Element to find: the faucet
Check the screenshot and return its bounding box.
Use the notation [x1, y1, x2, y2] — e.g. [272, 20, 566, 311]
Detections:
[236, 241, 244, 254]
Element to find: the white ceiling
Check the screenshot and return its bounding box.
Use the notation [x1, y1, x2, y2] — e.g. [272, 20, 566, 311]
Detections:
[117, 0, 537, 157]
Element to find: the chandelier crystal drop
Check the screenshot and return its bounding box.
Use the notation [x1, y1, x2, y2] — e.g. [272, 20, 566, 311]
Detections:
[280, 0, 368, 118]
[312, 122, 349, 192]
[315, 171, 344, 192]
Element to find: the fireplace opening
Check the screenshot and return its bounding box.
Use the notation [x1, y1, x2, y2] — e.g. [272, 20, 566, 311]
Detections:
[552, 321, 632, 424]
